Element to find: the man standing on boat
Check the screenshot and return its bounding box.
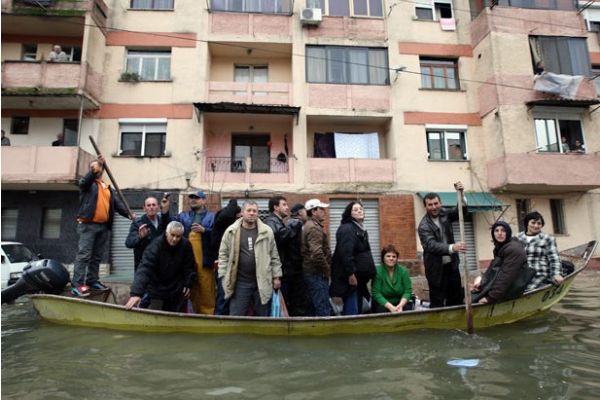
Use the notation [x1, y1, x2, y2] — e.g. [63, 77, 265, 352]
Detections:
[417, 183, 467, 308]
[125, 221, 196, 312]
[176, 191, 215, 315]
[301, 199, 332, 316]
[218, 200, 282, 316]
[71, 155, 133, 297]
[125, 195, 170, 271]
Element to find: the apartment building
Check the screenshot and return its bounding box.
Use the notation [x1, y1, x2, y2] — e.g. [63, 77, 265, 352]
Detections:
[2, 0, 599, 279]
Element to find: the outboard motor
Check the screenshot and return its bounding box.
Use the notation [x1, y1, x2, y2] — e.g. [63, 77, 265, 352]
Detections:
[1, 259, 69, 304]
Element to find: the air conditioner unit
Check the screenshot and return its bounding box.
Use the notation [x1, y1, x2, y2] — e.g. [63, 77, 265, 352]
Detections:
[300, 8, 322, 25]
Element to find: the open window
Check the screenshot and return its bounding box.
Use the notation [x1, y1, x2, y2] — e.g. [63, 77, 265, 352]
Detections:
[231, 134, 271, 173]
[415, 0, 453, 20]
[313, 132, 380, 159]
[529, 36, 591, 76]
[307, 0, 384, 17]
[426, 128, 467, 161]
[533, 111, 586, 153]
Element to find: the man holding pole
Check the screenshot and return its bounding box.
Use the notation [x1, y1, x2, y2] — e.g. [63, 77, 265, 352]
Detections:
[72, 155, 133, 297]
[417, 182, 466, 308]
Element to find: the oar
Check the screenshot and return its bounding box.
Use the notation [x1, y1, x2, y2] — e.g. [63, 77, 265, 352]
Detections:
[88, 136, 135, 220]
[456, 184, 474, 334]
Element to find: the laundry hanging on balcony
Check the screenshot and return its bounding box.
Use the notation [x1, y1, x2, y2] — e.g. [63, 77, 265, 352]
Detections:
[333, 132, 380, 159]
[533, 72, 584, 100]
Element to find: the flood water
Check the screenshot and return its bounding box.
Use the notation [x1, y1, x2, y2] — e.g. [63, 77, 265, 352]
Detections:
[2, 271, 600, 400]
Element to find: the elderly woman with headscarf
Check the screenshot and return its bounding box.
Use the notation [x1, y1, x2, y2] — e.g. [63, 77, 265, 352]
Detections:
[330, 201, 376, 315]
[472, 221, 530, 304]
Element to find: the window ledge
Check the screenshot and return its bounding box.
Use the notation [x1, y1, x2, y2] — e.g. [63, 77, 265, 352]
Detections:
[128, 8, 174, 11]
[428, 159, 469, 162]
[118, 79, 173, 83]
[113, 154, 171, 158]
[419, 88, 465, 93]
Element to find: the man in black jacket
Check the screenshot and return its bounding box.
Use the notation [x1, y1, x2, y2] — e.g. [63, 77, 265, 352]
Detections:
[125, 195, 170, 271]
[125, 221, 196, 312]
[72, 155, 133, 297]
[417, 182, 466, 308]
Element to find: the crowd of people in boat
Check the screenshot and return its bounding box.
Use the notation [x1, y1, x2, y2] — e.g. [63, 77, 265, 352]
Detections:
[70, 156, 567, 316]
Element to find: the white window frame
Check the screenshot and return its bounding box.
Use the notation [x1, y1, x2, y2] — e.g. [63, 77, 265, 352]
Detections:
[125, 50, 172, 81]
[130, 0, 174, 10]
[307, 0, 384, 18]
[533, 109, 586, 154]
[582, 6, 600, 31]
[118, 118, 168, 157]
[415, 0, 453, 21]
[425, 124, 468, 161]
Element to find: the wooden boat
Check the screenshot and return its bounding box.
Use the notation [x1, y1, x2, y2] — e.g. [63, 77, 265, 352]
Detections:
[30, 241, 597, 336]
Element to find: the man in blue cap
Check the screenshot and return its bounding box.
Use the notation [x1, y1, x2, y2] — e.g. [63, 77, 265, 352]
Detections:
[176, 191, 215, 314]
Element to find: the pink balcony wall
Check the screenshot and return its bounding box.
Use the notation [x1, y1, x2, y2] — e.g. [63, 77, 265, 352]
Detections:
[307, 17, 385, 40]
[209, 13, 292, 36]
[1, 146, 95, 185]
[487, 153, 600, 192]
[208, 82, 292, 105]
[308, 158, 395, 184]
[308, 84, 390, 111]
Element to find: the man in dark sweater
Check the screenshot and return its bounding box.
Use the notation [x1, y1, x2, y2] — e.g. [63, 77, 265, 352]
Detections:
[125, 221, 196, 312]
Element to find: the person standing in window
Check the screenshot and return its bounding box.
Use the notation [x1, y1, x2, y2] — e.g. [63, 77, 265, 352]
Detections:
[48, 45, 69, 62]
[560, 136, 570, 153]
[517, 211, 563, 291]
[52, 133, 64, 146]
[330, 201, 375, 315]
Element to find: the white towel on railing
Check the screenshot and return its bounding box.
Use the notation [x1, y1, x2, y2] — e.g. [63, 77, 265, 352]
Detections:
[333, 132, 380, 159]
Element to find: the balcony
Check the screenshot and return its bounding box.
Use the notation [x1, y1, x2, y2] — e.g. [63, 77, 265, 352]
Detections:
[307, 158, 395, 184]
[208, 0, 292, 38]
[307, 84, 391, 112]
[2, 0, 106, 18]
[1, 61, 101, 109]
[204, 156, 292, 184]
[207, 82, 292, 106]
[307, 17, 386, 40]
[1, 146, 95, 189]
[487, 153, 600, 193]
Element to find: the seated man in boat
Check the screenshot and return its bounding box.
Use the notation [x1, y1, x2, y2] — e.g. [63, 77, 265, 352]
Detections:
[417, 183, 466, 308]
[125, 221, 197, 312]
[218, 200, 282, 316]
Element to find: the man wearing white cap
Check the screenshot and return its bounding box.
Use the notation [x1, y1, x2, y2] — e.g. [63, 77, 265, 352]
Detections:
[301, 199, 332, 316]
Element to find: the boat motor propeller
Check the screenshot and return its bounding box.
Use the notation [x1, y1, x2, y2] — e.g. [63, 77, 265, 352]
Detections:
[1, 259, 70, 304]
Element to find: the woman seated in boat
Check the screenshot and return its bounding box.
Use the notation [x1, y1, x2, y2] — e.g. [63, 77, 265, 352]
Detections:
[517, 211, 564, 291]
[371, 245, 413, 313]
[472, 221, 530, 304]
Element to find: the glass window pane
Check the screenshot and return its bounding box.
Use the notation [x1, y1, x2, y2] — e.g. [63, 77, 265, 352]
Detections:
[447, 67, 457, 89]
[353, 0, 368, 15]
[328, 47, 347, 83]
[157, 57, 171, 80]
[126, 56, 140, 74]
[421, 66, 432, 88]
[329, 0, 350, 16]
[42, 208, 62, 239]
[427, 132, 443, 160]
[369, 0, 383, 16]
[368, 49, 388, 84]
[121, 132, 143, 155]
[306, 47, 327, 83]
[145, 133, 166, 156]
[1, 209, 18, 240]
[433, 66, 446, 88]
[348, 49, 368, 84]
[211, 0, 227, 10]
[416, 7, 433, 19]
[251, 146, 270, 173]
[141, 57, 157, 80]
[446, 133, 463, 160]
[252, 66, 268, 83]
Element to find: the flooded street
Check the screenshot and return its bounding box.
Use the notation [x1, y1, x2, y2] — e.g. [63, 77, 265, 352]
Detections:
[2, 271, 599, 399]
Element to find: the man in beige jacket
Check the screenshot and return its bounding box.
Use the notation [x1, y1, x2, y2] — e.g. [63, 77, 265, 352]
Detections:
[218, 200, 282, 316]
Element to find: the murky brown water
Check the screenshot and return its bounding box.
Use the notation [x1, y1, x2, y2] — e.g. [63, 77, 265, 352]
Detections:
[2, 271, 600, 399]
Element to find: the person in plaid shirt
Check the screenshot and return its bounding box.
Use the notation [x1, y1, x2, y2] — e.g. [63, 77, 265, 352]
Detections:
[517, 211, 564, 291]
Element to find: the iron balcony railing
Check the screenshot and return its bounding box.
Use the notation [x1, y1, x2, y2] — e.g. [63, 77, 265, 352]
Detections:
[206, 156, 289, 174]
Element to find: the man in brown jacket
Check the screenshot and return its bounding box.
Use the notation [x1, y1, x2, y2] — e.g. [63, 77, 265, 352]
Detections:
[301, 198, 332, 316]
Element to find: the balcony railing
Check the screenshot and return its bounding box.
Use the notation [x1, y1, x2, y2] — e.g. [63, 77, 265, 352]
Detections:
[207, 156, 289, 174]
[208, 82, 292, 106]
[209, 0, 293, 15]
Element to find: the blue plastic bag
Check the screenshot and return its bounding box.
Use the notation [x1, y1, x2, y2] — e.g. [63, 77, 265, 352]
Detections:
[271, 290, 281, 317]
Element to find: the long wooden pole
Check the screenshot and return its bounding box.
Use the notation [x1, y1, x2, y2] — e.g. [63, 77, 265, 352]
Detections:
[88, 136, 134, 219]
[457, 186, 474, 334]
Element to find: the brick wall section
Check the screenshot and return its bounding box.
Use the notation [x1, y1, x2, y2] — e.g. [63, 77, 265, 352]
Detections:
[379, 195, 417, 261]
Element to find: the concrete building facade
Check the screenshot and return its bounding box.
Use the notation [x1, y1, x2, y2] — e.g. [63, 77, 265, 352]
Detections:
[2, 0, 599, 277]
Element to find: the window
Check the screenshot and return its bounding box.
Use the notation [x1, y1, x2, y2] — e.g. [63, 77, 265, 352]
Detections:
[308, 0, 383, 17]
[426, 129, 467, 161]
[11, 117, 29, 135]
[592, 66, 600, 96]
[234, 65, 268, 95]
[60, 46, 82, 62]
[231, 134, 270, 173]
[415, 0, 453, 20]
[497, 0, 575, 11]
[63, 119, 78, 146]
[534, 113, 585, 153]
[126, 50, 171, 81]
[130, 0, 174, 9]
[530, 36, 591, 76]
[306, 46, 389, 85]
[1, 209, 18, 240]
[119, 121, 167, 157]
[313, 132, 380, 158]
[550, 199, 566, 234]
[22, 44, 37, 61]
[211, 0, 293, 14]
[516, 199, 530, 233]
[41, 208, 62, 239]
[420, 58, 459, 90]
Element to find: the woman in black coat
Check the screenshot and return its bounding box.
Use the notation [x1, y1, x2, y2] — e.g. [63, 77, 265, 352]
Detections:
[330, 201, 375, 315]
[472, 221, 530, 304]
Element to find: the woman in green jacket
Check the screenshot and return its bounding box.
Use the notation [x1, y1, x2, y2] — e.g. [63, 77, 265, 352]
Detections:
[371, 245, 413, 313]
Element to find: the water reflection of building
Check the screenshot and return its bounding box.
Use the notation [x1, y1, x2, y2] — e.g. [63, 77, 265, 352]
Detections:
[2, 0, 599, 279]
